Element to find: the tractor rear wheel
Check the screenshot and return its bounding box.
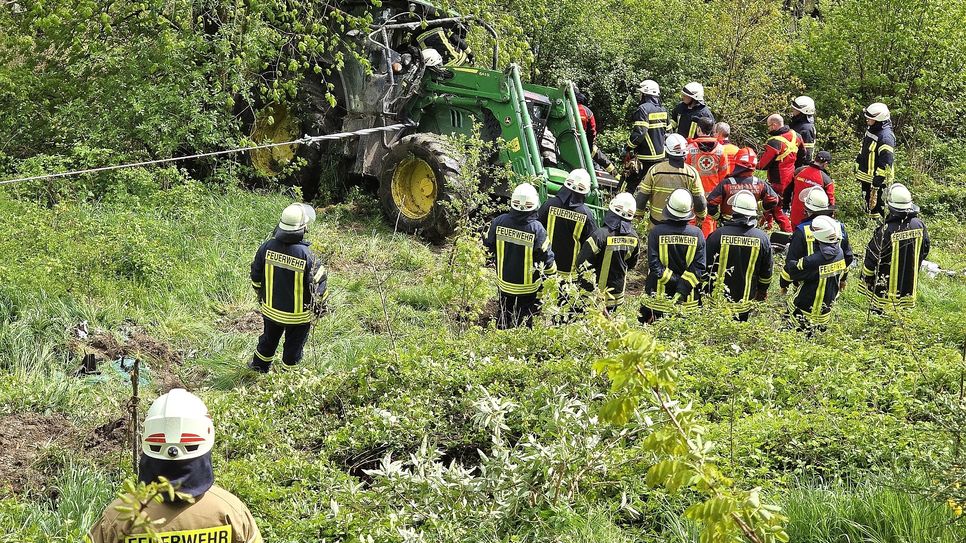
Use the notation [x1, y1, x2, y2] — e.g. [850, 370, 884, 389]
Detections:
[378, 134, 464, 242]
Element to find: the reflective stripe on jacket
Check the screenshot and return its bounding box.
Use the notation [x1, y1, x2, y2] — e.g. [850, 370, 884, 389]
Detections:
[485, 211, 557, 295]
[706, 222, 773, 314]
[643, 221, 706, 312]
[859, 210, 930, 309]
[251, 234, 320, 325]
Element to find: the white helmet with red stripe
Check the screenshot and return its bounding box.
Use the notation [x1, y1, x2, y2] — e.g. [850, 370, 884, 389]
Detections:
[142, 389, 214, 461]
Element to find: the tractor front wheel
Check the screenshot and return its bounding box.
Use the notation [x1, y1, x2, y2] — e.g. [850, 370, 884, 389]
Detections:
[379, 134, 463, 242]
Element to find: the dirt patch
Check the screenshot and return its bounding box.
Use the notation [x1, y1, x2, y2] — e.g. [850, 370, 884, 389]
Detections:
[474, 298, 499, 327]
[72, 325, 186, 392]
[0, 414, 77, 494]
[216, 310, 263, 334]
[85, 416, 132, 456]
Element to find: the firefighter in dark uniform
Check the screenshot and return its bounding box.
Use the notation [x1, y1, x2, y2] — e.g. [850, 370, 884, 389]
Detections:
[705, 190, 773, 322]
[856, 102, 896, 216]
[576, 192, 641, 313]
[639, 188, 707, 324]
[781, 215, 848, 332]
[781, 187, 855, 289]
[538, 169, 597, 280]
[87, 389, 262, 543]
[670, 82, 715, 139]
[485, 183, 557, 328]
[415, 23, 472, 66]
[859, 183, 930, 311]
[249, 203, 328, 373]
[623, 79, 667, 193]
[789, 96, 816, 164]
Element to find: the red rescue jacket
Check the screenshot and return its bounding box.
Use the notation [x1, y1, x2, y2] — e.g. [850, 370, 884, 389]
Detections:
[757, 126, 803, 191]
[787, 164, 835, 228]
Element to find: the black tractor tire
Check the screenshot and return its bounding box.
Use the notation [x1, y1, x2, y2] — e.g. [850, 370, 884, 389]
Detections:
[378, 134, 464, 242]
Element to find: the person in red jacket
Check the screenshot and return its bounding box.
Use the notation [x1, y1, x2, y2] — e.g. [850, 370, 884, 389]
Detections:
[707, 147, 781, 222]
[686, 117, 730, 237]
[757, 114, 801, 232]
[785, 150, 835, 228]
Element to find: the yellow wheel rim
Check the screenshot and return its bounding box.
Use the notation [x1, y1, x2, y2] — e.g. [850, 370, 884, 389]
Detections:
[250, 103, 299, 176]
[391, 157, 438, 220]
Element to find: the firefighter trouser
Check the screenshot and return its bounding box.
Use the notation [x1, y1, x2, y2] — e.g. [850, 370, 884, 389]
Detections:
[763, 182, 792, 232]
[497, 292, 539, 329]
[787, 308, 826, 335]
[252, 316, 311, 371]
[860, 180, 885, 217]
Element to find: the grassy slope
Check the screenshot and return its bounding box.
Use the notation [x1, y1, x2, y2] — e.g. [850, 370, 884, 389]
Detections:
[0, 179, 964, 542]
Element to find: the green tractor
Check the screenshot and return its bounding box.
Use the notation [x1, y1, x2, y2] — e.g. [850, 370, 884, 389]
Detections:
[252, 0, 617, 240]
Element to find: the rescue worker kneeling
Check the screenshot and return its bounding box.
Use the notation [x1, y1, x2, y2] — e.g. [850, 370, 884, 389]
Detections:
[781, 215, 848, 332]
[250, 203, 328, 373]
[639, 188, 707, 324]
[87, 389, 262, 543]
[485, 183, 556, 328]
[705, 190, 773, 322]
[576, 192, 641, 313]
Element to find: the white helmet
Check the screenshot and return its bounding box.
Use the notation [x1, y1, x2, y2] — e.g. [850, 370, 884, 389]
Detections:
[800, 186, 830, 213]
[142, 389, 214, 461]
[665, 188, 695, 220]
[727, 190, 758, 218]
[609, 192, 637, 220]
[279, 203, 316, 232]
[665, 133, 688, 157]
[864, 102, 890, 122]
[510, 182, 540, 211]
[810, 215, 841, 244]
[421, 48, 443, 67]
[564, 168, 591, 195]
[638, 79, 660, 97]
[682, 82, 705, 102]
[791, 95, 816, 116]
[885, 183, 914, 210]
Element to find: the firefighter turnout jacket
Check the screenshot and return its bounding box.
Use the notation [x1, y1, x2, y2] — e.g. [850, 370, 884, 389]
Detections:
[538, 188, 598, 278]
[859, 208, 930, 310]
[627, 97, 668, 162]
[782, 241, 847, 326]
[576, 213, 641, 309]
[789, 113, 816, 164]
[636, 161, 708, 223]
[670, 101, 715, 139]
[642, 221, 706, 312]
[787, 164, 835, 228]
[855, 120, 896, 189]
[485, 210, 557, 295]
[707, 171, 780, 221]
[87, 485, 262, 543]
[251, 231, 324, 325]
[706, 220, 773, 315]
[416, 26, 472, 66]
[758, 126, 803, 192]
[780, 217, 855, 289]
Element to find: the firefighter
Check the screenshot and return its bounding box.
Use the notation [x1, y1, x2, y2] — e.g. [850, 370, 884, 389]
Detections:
[87, 389, 262, 543]
[635, 133, 707, 225]
[415, 24, 472, 66]
[576, 192, 641, 312]
[786, 150, 835, 228]
[707, 147, 781, 222]
[780, 186, 855, 291]
[484, 183, 557, 329]
[670, 82, 715, 139]
[705, 190, 773, 322]
[623, 79, 667, 193]
[757, 114, 801, 232]
[789, 96, 817, 164]
[685, 116, 730, 237]
[856, 102, 896, 216]
[859, 183, 930, 311]
[538, 169, 597, 280]
[639, 188, 707, 324]
[781, 215, 848, 332]
[714, 122, 740, 167]
[249, 203, 328, 373]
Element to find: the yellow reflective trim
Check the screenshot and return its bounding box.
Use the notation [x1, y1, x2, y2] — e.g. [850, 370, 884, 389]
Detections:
[265, 265, 275, 307]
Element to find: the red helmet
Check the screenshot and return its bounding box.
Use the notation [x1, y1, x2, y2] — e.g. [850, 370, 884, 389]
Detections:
[734, 147, 758, 170]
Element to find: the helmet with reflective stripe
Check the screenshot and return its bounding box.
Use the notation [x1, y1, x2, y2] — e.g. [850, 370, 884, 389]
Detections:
[733, 147, 758, 170]
[510, 182, 540, 211]
[665, 133, 688, 157]
[801, 186, 830, 213]
[609, 192, 636, 220]
[564, 168, 591, 195]
[682, 82, 705, 102]
[885, 183, 914, 210]
[664, 188, 695, 220]
[791, 95, 816, 115]
[279, 203, 316, 232]
[728, 190, 758, 219]
[810, 215, 841, 244]
[142, 389, 214, 461]
[863, 102, 890, 122]
[638, 79, 660, 97]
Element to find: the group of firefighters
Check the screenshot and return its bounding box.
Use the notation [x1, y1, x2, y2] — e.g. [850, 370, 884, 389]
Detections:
[490, 80, 930, 330]
[86, 83, 930, 542]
